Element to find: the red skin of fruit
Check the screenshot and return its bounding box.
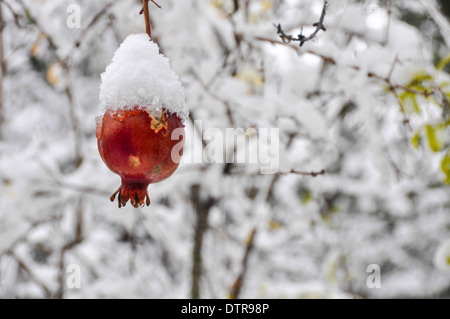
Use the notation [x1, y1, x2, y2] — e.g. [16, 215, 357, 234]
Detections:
[96, 107, 185, 208]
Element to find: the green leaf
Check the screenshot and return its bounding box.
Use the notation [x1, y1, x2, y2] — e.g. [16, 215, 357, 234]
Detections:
[399, 91, 420, 114]
[412, 130, 421, 149]
[426, 124, 442, 152]
[410, 94, 420, 113]
[301, 192, 312, 205]
[24, 9, 33, 23]
[410, 72, 433, 85]
[331, 205, 340, 213]
[442, 152, 450, 184]
[437, 53, 450, 71]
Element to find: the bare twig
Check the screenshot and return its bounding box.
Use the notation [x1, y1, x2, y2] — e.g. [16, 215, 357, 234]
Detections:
[9, 252, 52, 297]
[191, 184, 216, 299]
[0, 2, 4, 69]
[229, 228, 257, 299]
[64, 83, 83, 168]
[0, 0, 22, 28]
[13, 0, 108, 165]
[141, 0, 160, 40]
[231, 0, 239, 16]
[150, 0, 162, 9]
[366, 57, 412, 129]
[63, 2, 113, 63]
[255, 36, 336, 65]
[386, 54, 400, 80]
[0, 216, 62, 259]
[419, 0, 450, 49]
[0, 3, 4, 139]
[139, 0, 162, 14]
[14, 0, 114, 64]
[189, 112, 207, 149]
[436, 86, 450, 121]
[35, 155, 110, 197]
[278, 169, 326, 177]
[265, 173, 281, 203]
[255, 36, 419, 129]
[384, 0, 392, 45]
[107, 14, 122, 45]
[264, 132, 311, 203]
[274, 0, 327, 47]
[243, 0, 250, 22]
[142, 0, 151, 39]
[189, 69, 235, 125]
[56, 180, 110, 197]
[14, 0, 57, 49]
[56, 198, 83, 299]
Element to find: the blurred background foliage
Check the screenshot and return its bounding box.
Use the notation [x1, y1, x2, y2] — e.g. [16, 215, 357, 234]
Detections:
[0, 0, 449, 298]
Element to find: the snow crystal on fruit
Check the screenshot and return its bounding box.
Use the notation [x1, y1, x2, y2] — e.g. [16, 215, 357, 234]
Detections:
[99, 33, 188, 122]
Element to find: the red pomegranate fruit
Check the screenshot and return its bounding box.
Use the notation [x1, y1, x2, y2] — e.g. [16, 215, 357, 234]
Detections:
[96, 107, 185, 208]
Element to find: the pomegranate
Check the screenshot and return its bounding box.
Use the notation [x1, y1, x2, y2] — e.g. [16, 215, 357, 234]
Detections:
[96, 107, 184, 207]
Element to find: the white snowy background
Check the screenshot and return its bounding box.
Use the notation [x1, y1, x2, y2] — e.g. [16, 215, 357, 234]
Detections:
[0, 0, 449, 298]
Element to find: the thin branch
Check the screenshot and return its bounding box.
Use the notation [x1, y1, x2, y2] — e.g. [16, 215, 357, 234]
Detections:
[274, 0, 327, 47]
[384, 0, 392, 45]
[13, 0, 114, 65]
[255, 37, 418, 129]
[244, 0, 250, 22]
[63, 2, 113, 63]
[0, 2, 4, 72]
[419, 0, 450, 49]
[150, 0, 162, 9]
[201, 48, 233, 96]
[14, 0, 57, 50]
[13, 0, 99, 164]
[231, 0, 239, 16]
[191, 184, 216, 299]
[189, 112, 207, 149]
[35, 156, 110, 197]
[107, 14, 122, 45]
[255, 36, 336, 65]
[386, 54, 399, 80]
[141, 0, 160, 40]
[436, 86, 450, 121]
[139, 0, 162, 14]
[229, 228, 257, 299]
[189, 69, 235, 125]
[0, 216, 62, 259]
[0, 3, 4, 139]
[278, 169, 326, 177]
[8, 252, 52, 297]
[56, 198, 83, 299]
[55, 180, 110, 197]
[0, 0, 22, 28]
[64, 82, 83, 168]
[367, 58, 413, 129]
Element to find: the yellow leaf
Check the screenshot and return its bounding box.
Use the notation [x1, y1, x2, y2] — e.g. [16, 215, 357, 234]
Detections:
[301, 192, 312, 205]
[412, 130, 420, 149]
[236, 64, 264, 94]
[442, 152, 450, 184]
[410, 71, 433, 84]
[31, 42, 39, 57]
[437, 53, 450, 71]
[46, 62, 61, 86]
[261, 0, 273, 11]
[403, 92, 420, 114]
[426, 124, 442, 152]
[268, 220, 282, 230]
[31, 34, 46, 57]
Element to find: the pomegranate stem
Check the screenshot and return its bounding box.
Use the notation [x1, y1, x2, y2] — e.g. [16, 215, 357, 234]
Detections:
[142, 0, 152, 40]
